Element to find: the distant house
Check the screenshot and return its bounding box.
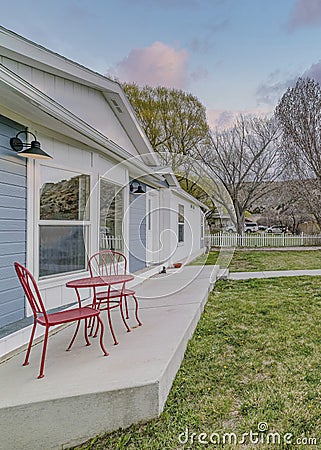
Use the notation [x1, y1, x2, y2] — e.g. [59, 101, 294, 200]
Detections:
[0, 26, 207, 358]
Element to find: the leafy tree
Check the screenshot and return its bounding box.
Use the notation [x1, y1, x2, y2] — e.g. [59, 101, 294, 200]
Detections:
[121, 82, 211, 171]
[121, 82, 217, 215]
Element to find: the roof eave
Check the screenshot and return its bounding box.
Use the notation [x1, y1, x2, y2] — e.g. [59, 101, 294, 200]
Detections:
[0, 26, 160, 166]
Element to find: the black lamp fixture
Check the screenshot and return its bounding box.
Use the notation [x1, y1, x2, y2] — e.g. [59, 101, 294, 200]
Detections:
[129, 180, 145, 194]
[10, 130, 53, 160]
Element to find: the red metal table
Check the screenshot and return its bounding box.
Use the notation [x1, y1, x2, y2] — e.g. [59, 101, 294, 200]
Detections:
[66, 274, 134, 344]
[66, 274, 134, 290]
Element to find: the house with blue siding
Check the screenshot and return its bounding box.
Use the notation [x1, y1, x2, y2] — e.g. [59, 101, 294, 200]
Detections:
[0, 26, 207, 359]
[0, 117, 26, 327]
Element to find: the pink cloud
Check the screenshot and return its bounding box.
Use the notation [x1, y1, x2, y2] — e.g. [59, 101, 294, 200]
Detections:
[288, 0, 321, 29]
[111, 41, 189, 89]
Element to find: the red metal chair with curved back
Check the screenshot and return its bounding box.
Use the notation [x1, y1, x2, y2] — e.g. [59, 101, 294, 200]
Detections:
[88, 250, 142, 345]
[14, 262, 108, 379]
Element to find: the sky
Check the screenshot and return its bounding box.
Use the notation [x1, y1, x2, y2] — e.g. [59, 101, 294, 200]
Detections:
[2, 0, 321, 129]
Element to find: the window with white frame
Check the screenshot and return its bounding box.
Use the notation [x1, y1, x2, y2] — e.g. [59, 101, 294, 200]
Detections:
[99, 178, 124, 252]
[39, 166, 90, 278]
[178, 204, 184, 243]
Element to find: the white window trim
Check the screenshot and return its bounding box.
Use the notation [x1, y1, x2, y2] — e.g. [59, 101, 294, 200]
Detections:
[178, 203, 185, 246]
[98, 175, 127, 259]
[36, 161, 93, 281]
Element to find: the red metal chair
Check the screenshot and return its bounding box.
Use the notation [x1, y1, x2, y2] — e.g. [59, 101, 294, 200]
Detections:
[88, 250, 142, 345]
[14, 262, 108, 379]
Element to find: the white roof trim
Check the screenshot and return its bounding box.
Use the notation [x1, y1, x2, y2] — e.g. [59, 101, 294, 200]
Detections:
[152, 166, 208, 208]
[152, 167, 180, 187]
[0, 63, 161, 180]
[0, 26, 160, 166]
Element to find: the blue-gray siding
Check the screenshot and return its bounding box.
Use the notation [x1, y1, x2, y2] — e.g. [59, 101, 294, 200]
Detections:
[0, 116, 26, 328]
[129, 190, 146, 273]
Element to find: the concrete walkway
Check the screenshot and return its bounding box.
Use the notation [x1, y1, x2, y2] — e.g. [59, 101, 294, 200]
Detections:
[228, 269, 321, 280]
[0, 265, 217, 450]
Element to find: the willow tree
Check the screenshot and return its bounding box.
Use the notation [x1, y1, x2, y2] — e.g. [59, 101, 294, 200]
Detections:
[121, 82, 211, 200]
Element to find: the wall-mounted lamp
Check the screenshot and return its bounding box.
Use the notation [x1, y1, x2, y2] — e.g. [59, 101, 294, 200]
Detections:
[10, 130, 53, 160]
[129, 180, 145, 194]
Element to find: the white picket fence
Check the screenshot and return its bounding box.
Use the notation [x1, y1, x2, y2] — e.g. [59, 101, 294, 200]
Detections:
[100, 232, 321, 250]
[205, 233, 321, 248]
[100, 234, 123, 251]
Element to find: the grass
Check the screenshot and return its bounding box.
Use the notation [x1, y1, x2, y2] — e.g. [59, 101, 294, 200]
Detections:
[191, 249, 321, 272]
[73, 276, 321, 450]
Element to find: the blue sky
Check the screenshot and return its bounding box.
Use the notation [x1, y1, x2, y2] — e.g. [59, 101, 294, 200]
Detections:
[2, 0, 321, 128]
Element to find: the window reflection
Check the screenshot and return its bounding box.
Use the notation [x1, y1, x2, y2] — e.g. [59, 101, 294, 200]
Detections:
[39, 225, 87, 277]
[40, 167, 90, 220]
[100, 179, 124, 251]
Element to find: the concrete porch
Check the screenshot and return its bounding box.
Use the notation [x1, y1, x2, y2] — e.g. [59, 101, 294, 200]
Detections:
[0, 265, 217, 450]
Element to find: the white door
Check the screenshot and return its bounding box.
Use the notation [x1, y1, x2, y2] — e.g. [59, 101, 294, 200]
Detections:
[146, 190, 160, 265]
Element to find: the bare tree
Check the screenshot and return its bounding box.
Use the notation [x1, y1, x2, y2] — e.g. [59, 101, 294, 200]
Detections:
[276, 77, 321, 177]
[199, 115, 282, 233]
[253, 180, 312, 234]
[275, 77, 321, 229]
[292, 177, 321, 230]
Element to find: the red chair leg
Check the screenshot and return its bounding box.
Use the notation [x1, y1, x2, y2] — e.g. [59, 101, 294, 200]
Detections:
[120, 297, 131, 333]
[125, 297, 129, 319]
[84, 318, 91, 346]
[38, 327, 49, 379]
[97, 316, 109, 356]
[66, 320, 81, 351]
[89, 300, 102, 336]
[23, 321, 37, 366]
[93, 317, 100, 338]
[132, 295, 142, 326]
[88, 316, 96, 337]
[107, 306, 119, 345]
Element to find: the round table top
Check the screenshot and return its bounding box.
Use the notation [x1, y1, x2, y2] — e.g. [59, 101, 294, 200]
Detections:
[66, 274, 134, 288]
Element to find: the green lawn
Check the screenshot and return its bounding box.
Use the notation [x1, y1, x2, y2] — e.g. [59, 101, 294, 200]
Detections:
[192, 250, 321, 272]
[74, 276, 321, 450]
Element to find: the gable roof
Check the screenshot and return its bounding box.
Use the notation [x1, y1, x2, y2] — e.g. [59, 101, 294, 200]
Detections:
[0, 26, 160, 167]
[0, 26, 209, 205]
